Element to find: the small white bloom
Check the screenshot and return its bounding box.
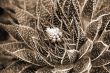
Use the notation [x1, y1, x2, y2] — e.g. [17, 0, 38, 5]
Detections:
[46, 27, 62, 42]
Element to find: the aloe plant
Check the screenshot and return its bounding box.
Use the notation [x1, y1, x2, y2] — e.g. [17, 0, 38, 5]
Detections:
[0, 0, 110, 73]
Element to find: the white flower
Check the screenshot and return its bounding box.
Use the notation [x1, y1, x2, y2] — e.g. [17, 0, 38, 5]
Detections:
[46, 27, 62, 42]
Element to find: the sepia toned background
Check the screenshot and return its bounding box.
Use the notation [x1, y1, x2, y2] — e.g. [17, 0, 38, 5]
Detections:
[0, 0, 110, 73]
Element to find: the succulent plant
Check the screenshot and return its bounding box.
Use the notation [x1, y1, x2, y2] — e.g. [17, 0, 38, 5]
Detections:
[0, 0, 110, 73]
